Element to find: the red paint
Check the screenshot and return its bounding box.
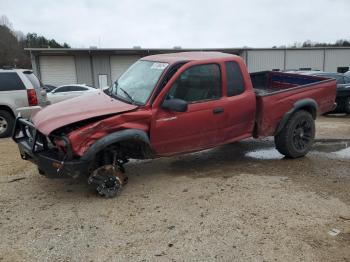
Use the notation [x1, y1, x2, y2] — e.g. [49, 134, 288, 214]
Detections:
[254, 79, 336, 137]
[32, 52, 336, 158]
[32, 91, 137, 135]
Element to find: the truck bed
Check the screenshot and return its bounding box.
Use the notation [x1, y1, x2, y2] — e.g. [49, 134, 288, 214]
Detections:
[251, 71, 337, 137]
[251, 71, 329, 96]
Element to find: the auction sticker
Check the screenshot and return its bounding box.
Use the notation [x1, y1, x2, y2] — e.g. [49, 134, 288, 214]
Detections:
[151, 62, 168, 70]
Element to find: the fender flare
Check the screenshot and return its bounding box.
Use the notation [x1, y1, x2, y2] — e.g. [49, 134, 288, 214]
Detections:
[275, 98, 318, 135]
[81, 129, 152, 161]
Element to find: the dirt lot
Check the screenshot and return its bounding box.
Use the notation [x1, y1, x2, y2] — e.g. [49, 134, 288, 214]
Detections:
[0, 115, 350, 262]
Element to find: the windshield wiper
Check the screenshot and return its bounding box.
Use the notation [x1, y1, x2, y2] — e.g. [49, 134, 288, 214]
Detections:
[119, 87, 136, 104]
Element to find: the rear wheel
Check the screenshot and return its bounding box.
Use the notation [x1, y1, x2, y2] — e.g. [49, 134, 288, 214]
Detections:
[0, 110, 14, 138]
[274, 110, 315, 158]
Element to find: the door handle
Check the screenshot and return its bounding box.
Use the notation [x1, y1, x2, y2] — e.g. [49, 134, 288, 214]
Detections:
[213, 107, 224, 114]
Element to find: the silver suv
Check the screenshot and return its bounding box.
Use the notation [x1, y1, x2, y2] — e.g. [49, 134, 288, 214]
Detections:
[0, 69, 49, 138]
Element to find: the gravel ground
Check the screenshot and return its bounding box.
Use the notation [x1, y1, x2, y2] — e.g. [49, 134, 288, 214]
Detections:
[0, 115, 350, 262]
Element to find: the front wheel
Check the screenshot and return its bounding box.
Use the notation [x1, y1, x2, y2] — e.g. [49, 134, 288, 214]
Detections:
[88, 165, 128, 198]
[274, 110, 315, 158]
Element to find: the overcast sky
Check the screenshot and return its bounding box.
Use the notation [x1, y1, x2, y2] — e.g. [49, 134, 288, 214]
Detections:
[0, 0, 349, 48]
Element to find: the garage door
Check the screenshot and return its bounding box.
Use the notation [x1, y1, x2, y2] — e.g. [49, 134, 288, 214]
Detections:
[40, 56, 77, 86]
[110, 55, 141, 82]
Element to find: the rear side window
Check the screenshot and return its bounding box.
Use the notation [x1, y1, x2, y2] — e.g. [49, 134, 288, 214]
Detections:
[225, 62, 245, 96]
[70, 86, 88, 91]
[55, 86, 70, 93]
[23, 72, 43, 90]
[0, 72, 26, 91]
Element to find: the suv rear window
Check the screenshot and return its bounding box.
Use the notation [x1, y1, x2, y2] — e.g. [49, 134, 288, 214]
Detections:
[23, 72, 43, 90]
[0, 72, 26, 91]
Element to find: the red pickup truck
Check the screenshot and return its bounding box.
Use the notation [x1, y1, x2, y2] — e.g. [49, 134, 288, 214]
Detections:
[13, 52, 336, 197]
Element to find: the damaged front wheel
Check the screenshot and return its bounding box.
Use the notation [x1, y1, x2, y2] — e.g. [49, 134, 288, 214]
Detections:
[88, 165, 128, 198]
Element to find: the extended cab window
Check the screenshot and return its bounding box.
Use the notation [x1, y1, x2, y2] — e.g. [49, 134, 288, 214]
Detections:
[225, 61, 245, 96]
[0, 72, 25, 91]
[167, 64, 221, 103]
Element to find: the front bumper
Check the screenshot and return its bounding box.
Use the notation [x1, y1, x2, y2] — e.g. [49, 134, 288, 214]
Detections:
[12, 118, 90, 179]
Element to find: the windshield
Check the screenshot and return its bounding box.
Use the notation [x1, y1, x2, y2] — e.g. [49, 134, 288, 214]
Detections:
[110, 60, 168, 105]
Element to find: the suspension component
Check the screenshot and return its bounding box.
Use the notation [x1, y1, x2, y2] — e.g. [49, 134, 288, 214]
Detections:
[88, 150, 128, 198]
[88, 165, 128, 198]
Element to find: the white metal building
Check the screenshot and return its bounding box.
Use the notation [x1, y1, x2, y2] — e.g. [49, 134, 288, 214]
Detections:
[27, 47, 350, 88]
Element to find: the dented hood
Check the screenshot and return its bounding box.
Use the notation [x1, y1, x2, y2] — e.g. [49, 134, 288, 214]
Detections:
[32, 91, 137, 135]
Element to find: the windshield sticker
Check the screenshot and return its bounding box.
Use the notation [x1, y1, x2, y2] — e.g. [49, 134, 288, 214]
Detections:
[151, 62, 168, 70]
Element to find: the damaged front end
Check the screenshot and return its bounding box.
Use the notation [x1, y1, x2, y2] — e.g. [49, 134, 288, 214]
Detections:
[12, 117, 91, 178]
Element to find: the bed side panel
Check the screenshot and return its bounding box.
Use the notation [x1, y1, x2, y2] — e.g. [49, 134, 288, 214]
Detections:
[256, 79, 336, 137]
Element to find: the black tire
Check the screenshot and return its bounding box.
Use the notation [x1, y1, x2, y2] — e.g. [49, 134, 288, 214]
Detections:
[274, 110, 315, 158]
[0, 110, 14, 138]
[343, 96, 350, 114]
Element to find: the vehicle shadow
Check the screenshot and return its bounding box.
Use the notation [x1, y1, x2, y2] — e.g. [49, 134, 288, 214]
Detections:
[31, 138, 348, 200]
[323, 113, 350, 119]
[126, 139, 305, 179]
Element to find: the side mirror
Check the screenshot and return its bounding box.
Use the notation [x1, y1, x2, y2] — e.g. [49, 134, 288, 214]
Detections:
[162, 98, 188, 112]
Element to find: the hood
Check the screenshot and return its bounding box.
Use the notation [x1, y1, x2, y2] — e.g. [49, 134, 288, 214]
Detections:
[32, 91, 137, 135]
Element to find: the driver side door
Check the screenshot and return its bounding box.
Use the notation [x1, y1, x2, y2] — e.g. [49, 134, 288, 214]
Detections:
[150, 62, 226, 156]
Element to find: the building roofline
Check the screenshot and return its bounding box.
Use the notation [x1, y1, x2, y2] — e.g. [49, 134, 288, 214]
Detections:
[24, 46, 350, 55]
[24, 47, 242, 51]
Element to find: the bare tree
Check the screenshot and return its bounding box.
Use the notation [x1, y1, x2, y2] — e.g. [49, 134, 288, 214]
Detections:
[0, 15, 13, 29]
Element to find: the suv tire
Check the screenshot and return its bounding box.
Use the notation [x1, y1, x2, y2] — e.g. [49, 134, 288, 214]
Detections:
[343, 96, 350, 114]
[0, 110, 14, 138]
[274, 110, 315, 158]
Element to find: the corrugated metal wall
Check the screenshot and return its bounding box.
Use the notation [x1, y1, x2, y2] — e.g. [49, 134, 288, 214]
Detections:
[36, 48, 350, 87]
[247, 50, 285, 72]
[324, 49, 350, 72]
[75, 55, 93, 86]
[110, 55, 141, 82]
[246, 48, 350, 73]
[91, 55, 111, 87]
[285, 50, 324, 70]
[40, 56, 77, 86]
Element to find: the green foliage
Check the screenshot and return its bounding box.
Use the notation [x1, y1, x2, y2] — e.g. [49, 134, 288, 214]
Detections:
[25, 33, 70, 48]
[289, 40, 350, 48]
[0, 20, 70, 69]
